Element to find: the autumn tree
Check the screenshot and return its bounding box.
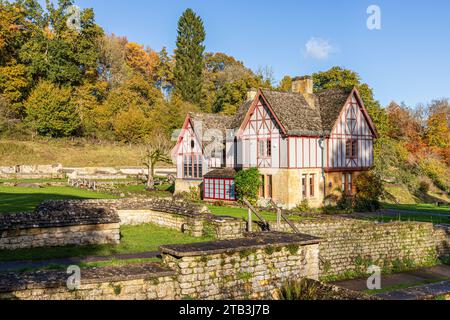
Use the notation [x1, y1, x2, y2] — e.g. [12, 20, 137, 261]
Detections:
[125, 42, 158, 82]
[202, 52, 260, 114]
[277, 76, 292, 92]
[174, 8, 205, 105]
[425, 99, 449, 148]
[386, 101, 423, 152]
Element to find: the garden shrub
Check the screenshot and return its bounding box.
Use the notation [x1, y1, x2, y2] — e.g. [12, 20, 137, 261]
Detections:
[354, 172, 383, 212]
[418, 181, 430, 194]
[294, 199, 311, 212]
[235, 168, 261, 205]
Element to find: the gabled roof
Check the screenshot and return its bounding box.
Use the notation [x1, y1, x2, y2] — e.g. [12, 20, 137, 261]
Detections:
[188, 112, 235, 133]
[315, 87, 354, 135]
[260, 89, 323, 136]
[175, 86, 377, 149]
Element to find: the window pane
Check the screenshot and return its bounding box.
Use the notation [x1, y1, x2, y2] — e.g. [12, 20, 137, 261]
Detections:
[193, 156, 198, 178]
[198, 158, 203, 177]
[302, 175, 307, 197]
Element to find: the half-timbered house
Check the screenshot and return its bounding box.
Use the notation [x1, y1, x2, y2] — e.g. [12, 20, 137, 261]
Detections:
[172, 76, 378, 209]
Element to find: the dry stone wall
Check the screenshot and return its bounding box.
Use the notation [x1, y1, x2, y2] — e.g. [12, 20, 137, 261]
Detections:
[160, 233, 321, 300]
[269, 217, 449, 279]
[0, 204, 120, 250]
[39, 199, 246, 240]
[0, 232, 323, 300]
[0, 264, 177, 300]
[0, 199, 246, 250]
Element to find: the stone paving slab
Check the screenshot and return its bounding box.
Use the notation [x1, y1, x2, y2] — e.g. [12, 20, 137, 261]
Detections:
[332, 265, 450, 293]
[376, 280, 450, 300]
[160, 232, 322, 257]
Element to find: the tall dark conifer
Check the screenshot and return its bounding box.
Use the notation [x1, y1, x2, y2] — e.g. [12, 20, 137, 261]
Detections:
[174, 9, 205, 105]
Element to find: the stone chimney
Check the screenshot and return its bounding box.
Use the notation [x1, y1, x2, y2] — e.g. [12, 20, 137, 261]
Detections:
[246, 88, 258, 101]
[292, 76, 314, 107]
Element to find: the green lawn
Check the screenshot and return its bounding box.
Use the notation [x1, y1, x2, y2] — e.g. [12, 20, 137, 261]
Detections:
[0, 178, 66, 184]
[207, 205, 317, 222]
[382, 203, 450, 215]
[0, 185, 117, 213]
[0, 223, 213, 263]
[366, 213, 449, 224]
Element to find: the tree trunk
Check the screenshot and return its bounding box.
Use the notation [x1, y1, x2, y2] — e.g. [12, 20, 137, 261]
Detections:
[146, 161, 156, 191]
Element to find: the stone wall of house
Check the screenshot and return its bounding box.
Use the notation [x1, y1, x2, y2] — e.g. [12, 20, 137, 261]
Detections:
[268, 217, 450, 278]
[160, 233, 321, 300]
[0, 233, 323, 300]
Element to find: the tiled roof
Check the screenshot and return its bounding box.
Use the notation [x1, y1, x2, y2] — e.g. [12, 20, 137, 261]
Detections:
[204, 168, 237, 179]
[189, 86, 355, 137]
[316, 87, 353, 135]
[261, 89, 323, 136]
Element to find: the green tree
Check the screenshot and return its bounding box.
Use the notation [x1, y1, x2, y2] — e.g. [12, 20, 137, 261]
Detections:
[155, 47, 174, 95]
[24, 80, 80, 137]
[19, 0, 103, 85]
[174, 8, 205, 105]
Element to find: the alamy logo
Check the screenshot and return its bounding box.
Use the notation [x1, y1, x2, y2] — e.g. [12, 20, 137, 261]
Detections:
[367, 5, 382, 30]
[66, 5, 82, 32]
[366, 265, 381, 290]
[66, 265, 81, 290]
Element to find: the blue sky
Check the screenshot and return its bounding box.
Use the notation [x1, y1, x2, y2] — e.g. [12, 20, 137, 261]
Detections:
[68, 0, 449, 107]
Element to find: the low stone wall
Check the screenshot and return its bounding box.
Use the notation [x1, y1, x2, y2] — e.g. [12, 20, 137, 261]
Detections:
[434, 225, 450, 257]
[0, 264, 177, 300]
[268, 217, 450, 279]
[0, 205, 120, 250]
[0, 232, 323, 300]
[39, 199, 246, 240]
[160, 233, 321, 300]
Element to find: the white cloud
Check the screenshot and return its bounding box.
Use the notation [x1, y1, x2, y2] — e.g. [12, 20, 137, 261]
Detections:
[304, 38, 335, 60]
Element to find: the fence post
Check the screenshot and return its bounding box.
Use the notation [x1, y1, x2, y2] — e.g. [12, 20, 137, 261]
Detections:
[248, 208, 252, 232]
[276, 207, 281, 229]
